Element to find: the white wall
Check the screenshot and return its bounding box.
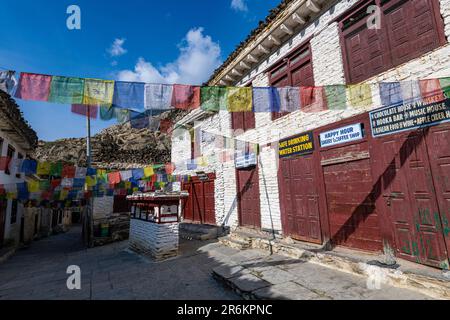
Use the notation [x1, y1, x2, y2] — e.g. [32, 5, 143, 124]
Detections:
[0, 130, 28, 241]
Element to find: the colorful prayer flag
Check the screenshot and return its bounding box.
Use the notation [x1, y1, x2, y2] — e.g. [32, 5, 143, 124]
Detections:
[144, 166, 154, 178]
[112, 81, 145, 110]
[130, 110, 149, 129]
[172, 85, 201, 110]
[108, 172, 121, 185]
[15, 73, 52, 101]
[400, 80, 422, 105]
[159, 119, 173, 134]
[120, 170, 132, 181]
[132, 168, 145, 180]
[36, 161, 51, 176]
[85, 176, 97, 188]
[347, 83, 373, 108]
[27, 180, 40, 193]
[145, 84, 173, 110]
[0, 71, 18, 95]
[253, 87, 280, 112]
[62, 165, 76, 178]
[83, 79, 114, 106]
[71, 104, 98, 119]
[48, 76, 85, 104]
[300, 86, 327, 112]
[419, 79, 445, 104]
[324, 85, 347, 110]
[379, 82, 403, 107]
[201, 86, 228, 112]
[100, 106, 116, 120]
[115, 108, 130, 124]
[440, 77, 450, 99]
[21, 159, 37, 175]
[227, 87, 252, 112]
[50, 162, 63, 177]
[277, 87, 300, 113]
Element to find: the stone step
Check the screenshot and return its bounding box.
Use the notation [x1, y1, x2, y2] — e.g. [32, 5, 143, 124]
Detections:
[219, 236, 252, 250]
[179, 223, 228, 241]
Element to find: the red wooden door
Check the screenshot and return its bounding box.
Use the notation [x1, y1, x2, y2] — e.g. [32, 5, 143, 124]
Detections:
[279, 155, 322, 244]
[204, 180, 216, 225]
[193, 182, 204, 223]
[182, 176, 216, 225]
[0, 200, 6, 247]
[236, 167, 261, 229]
[183, 183, 194, 221]
[372, 129, 449, 268]
[425, 124, 450, 266]
[322, 141, 383, 252]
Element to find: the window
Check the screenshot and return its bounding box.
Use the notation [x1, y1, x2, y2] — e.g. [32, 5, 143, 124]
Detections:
[231, 111, 255, 133]
[10, 200, 18, 224]
[4, 145, 15, 175]
[339, 0, 446, 83]
[16, 153, 23, 178]
[269, 43, 314, 120]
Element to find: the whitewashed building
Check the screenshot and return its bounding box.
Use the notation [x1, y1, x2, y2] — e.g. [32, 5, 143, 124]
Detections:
[172, 0, 450, 269]
[0, 91, 38, 246]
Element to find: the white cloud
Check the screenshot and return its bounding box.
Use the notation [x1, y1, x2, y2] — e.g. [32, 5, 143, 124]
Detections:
[108, 38, 127, 57]
[231, 0, 248, 12]
[116, 28, 222, 85]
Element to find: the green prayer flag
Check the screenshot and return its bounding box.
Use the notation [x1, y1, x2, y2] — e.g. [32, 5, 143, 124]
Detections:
[201, 87, 228, 112]
[100, 106, 116, 120]
[439, 77, 450, 99]
[39, 180, 50, 191]
[50, 162, 63, 177]
[48, 76, 85, 104]
[324, 85, 347, 110]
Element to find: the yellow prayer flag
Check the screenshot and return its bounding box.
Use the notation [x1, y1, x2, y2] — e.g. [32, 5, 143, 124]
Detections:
[83, 79, 114, 106]
[144, 166, 154, 177]
[60, 189, 69, 201]
[347, 84, 373, 108]
[85, 176, 97, 187]
[227, 87, 252, 112]
[6, 192, 16, 200]
[36, 161, 51, 175]
[27, 181, 39, 193]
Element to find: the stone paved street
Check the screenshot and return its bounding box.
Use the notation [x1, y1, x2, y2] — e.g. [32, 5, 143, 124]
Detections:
[0, 226, 435, 300]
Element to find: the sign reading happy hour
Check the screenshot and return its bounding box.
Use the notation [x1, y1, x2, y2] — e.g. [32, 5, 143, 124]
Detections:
[320, 123, 364, 148]
[279, 132, 314, 158]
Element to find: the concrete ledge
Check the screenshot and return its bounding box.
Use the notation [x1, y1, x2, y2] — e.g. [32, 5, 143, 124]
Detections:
[0, 246, 16, 264]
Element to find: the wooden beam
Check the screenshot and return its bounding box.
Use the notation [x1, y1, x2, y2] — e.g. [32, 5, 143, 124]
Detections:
[240, 61, 251, 70]
[247, 54, 258, 63]
[306, 0, 321, 13]
[280, 23, 293, 35]
[232, 69, 243, 77]
[258, 44, 270, 54]
[268, 35, 281, 46]
[292, 12, 306, 25]
[225, 74, 236, 82]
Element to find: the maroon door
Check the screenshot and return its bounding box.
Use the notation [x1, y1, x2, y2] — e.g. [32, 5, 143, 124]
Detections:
[182, 175, 216, 225]
[425, 123, 450, 266]
[236, 167, 261, 229]
[279, 155, 322, 244]
[0, 200, 6, 247]
[372, 128, 449, 268]
[322, 141, 383, 252]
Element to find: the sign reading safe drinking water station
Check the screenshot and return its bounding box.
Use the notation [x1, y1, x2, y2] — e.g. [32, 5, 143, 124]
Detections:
[279, 132, 314, 158]
[319, 123, 364, 148]
[369, 98, 450, 137]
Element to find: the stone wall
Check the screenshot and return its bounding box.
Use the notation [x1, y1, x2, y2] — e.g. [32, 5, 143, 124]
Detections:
[93, 196, 114, 220]
[129, 219, 179, 260]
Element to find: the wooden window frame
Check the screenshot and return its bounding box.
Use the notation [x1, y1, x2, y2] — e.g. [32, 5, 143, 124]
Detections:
[15, 153, 23, 178]
[5, 145, 15, 175]
[338, 0, 447, 84]
[269, 42, 314, 121]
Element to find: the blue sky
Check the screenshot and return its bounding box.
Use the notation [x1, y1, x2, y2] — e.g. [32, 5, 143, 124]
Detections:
[0, 0, 280, 141]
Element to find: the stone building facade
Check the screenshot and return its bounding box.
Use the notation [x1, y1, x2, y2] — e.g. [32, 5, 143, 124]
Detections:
[172, 0, 450, 269]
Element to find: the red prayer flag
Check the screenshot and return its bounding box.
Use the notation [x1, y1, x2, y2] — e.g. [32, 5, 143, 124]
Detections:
[108, 172, 121, 185]
[15, 73, 52, 101]
[300, 86, 328, 113]
[61, 165, 76, 178]
[419, 79, 445, 104]
[165, 163, 176, 175]
[71, 104, 99, 119]
[51, 179, 61, 189]
[171, 85, 201, 110]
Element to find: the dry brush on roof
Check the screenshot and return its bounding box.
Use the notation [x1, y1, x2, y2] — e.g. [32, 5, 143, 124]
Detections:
[0, 91, 38, 150]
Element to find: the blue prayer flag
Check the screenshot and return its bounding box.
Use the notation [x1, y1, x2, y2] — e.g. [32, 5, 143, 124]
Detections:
[112, 81, 145, 110]
[380, 82, 403, 107]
